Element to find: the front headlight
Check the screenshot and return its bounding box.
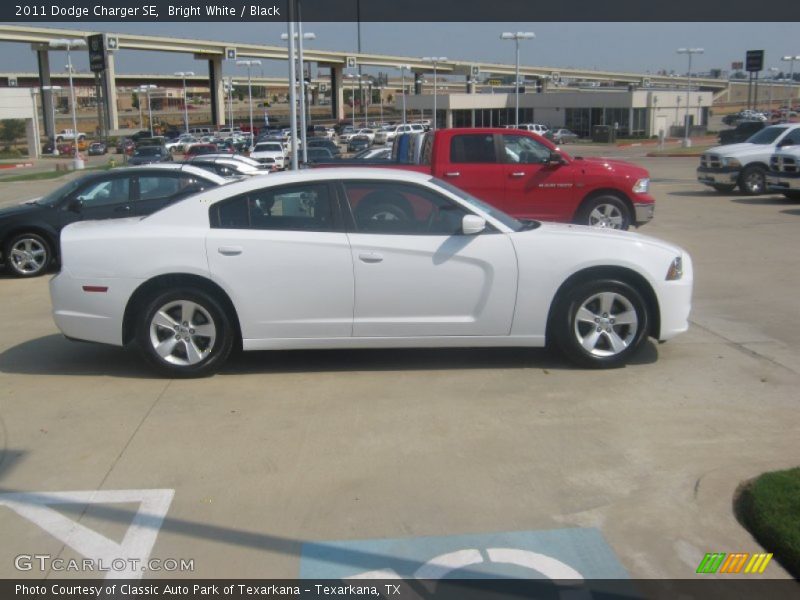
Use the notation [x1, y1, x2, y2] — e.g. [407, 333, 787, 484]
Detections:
[722, 157, 742, 168]
[666, 256, 683, 281]
[632, 178, 650, 194]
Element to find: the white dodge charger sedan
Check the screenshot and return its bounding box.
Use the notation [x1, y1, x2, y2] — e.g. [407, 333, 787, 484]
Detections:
[49, 168, 692, 377]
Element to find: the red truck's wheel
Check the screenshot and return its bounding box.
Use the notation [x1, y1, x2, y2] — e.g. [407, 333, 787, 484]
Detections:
[577, 195, 631, 230]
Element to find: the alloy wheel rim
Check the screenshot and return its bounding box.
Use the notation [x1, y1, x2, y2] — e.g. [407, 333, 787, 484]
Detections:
[9, 238, 47, 274]
[149, 300, 216, 366]
[745, 172, 764, 193]
[588, 204, 624, 229]
[573, 291, 638, 357]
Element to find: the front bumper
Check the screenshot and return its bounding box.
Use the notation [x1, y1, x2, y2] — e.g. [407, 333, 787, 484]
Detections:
[766, 171, 800, 191]
[634, 202, 655, 225]
[697, 166, 740, 186]
[656, 252, 694, 341]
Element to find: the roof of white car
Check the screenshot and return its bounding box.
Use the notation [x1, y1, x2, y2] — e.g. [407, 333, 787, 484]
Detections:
[119, 163, 228, 185]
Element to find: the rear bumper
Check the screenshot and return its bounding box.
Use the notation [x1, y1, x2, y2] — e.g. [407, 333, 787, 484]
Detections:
[697, 166, 740, 186]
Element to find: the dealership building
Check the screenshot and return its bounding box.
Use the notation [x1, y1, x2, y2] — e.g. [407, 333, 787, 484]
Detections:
[401, 87, 714, 138]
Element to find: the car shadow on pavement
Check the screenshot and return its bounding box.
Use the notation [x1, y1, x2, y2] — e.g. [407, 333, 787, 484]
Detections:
[666, 190, 731, 197]
[729, 196, 800, 205]
[0, 336, 659, 378]
[780, 208, 800, 216]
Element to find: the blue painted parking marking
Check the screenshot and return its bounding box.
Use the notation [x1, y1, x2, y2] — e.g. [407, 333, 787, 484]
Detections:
[300, 527, 629, 580]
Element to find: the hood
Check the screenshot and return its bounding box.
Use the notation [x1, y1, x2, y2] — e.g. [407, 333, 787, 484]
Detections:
[534, 221, 683, 255]
[0, 201, 46, 219]
[703, 142, 759, 156]
[575, 156, 649, 178]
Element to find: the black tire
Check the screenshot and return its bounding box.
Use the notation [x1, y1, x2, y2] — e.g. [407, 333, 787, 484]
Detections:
[551, 279, 649, 368]
[576, 195, 632, 230]
[4, 232, 52, 277]
[712, 184, 736, 193]
[738, 165, 767, 195]
[781, 190, 800, 200]
[135, 288, 234, 378]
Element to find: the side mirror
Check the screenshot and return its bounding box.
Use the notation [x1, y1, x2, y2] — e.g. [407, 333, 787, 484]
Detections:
[462, 214, 486, 235]
[67, 198, 83, 213]
[547, 150, 564, 165]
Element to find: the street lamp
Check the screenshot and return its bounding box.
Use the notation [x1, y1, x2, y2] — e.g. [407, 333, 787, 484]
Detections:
[137, 85, 157, 137]
[376, 84, 386, 124]
[49, 38, 86, 169]
[174, 71, 194, 134]
[500, 32, 535, 129]
[282, 31, 316, 163]
[781, 55, 800, 121]
[236, 60, 261, 146]
[399, 65, 411, 124]
[767, 67, 779, 116]
[422, 57, 447, 130]
[223, 78, 237, 131]
[677, 47, 703, 147]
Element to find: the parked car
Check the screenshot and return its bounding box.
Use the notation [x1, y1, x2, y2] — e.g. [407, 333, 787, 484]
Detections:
[766, 148, 800, 199]
[305, 138, 341, 156]
[166, 134, 198, 154]
[54, 129, 87, 143]
[374, 123, 425, 145]
[184, 143, 220, 159]
[381, 128, 654, 230]
[697, 124, 800, 194]
[49, 168, 693, 377]
[508, 123, 550, 136]
[717, 121, 766, 146]
[87, 142, 108, 156]
[549, 129, 580, 144]
[0, 165, 228, 277]
[250, 142, 287, 169]
[184, 156, 267, 178]
[304, 147, 335, 163]
[347, 136, 372, 153]
[352, 147, 392, 160]
[341, 128, 376, 143]
[127, 145, 173, 165]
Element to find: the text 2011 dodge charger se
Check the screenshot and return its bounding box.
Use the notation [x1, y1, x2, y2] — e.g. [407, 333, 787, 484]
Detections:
[50, 169, 692, 377]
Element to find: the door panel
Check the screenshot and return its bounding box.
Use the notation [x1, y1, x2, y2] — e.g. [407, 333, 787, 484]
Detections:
[438, 132, 506, 208]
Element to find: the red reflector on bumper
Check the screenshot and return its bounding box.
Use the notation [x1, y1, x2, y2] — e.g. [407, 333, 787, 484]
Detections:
[82, 286, 108, 293]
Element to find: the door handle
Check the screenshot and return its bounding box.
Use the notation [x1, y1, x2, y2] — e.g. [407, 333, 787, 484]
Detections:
[444, 171, 460, 177]
[114, 204, 132, 212]
[218, 246, 243, 256]
[358, 252, 384, 263]
[510, 172, 527, 177]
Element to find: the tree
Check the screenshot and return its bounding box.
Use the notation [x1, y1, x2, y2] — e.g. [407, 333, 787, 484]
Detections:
[0, 119, 26, 150]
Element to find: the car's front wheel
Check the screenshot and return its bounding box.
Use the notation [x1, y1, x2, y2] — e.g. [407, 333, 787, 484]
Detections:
[135, 288, 234, 377]
[738, 165, 766, 195]
[551, 279, 649, 368]
[4, 233, 52, 277]
[577, 195, 631, 230]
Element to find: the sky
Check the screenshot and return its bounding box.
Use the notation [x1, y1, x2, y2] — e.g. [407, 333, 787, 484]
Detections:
[4, 22, 799, 79]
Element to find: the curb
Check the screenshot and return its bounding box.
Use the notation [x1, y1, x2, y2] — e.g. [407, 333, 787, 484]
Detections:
[645, 152, 703, 157]
[0, 162, 34, 170]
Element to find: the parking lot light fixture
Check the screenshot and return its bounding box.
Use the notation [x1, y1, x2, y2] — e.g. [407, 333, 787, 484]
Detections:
[422, 57, 448, 130]
[235, 61, 261, 147]
[174, 71, 194, 134]
[137, 85, 158, 137]
[399, 65, 411, 124]
[677, 47, 703, 148]
[49, 38, 86, 169]
[282, 30, 316, 163]
[781, 55, 800, 120]
[501, 32, 535, 128]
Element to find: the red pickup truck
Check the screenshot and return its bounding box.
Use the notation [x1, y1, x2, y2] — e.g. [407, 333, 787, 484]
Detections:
[391, 128, 655, 230]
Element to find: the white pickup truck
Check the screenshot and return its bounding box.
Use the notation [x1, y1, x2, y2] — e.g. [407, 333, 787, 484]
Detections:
[54, 129, 86, 143]
[766, 146, 800, 199]
[697, 123, 800, 194]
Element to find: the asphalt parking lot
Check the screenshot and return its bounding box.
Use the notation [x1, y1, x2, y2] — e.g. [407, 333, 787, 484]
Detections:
[0, 147, 798, 580]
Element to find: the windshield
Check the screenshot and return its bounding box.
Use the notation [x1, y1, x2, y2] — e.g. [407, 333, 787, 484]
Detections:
[255, 144, 281, 152]
[134, 147, 162, 156]
[35, 177, 84, 206]
[431, 178, 534, 232]
[747, 126, 788, 145]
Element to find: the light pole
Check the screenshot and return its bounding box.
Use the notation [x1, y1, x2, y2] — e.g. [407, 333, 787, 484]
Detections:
[781, 55, 800, 121]
[174, 71, 194, 133]
[282, 31, 315, 163]
[767, 67, 779, 116]
[399, 65, 410, 124]
[500, 32, 535, 129]
[677, 47, 703, 147]
[422, 57, 447, 130]
[376, 85, 385, 124]
[137, 85, 157, 137]
[49, 38, 86, 169]
[236, 60, 261, 145]
[365, 79, 372, 128]
[223, 78, 237, 131]
[285, 0, 298, 170]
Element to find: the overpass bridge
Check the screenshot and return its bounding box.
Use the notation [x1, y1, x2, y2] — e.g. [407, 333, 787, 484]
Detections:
[0, 24, 730, 136]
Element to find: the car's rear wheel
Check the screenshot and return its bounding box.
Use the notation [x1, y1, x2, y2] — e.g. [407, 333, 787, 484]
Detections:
[712, 184, 736, 193]
[4, 233, 52, 277]
[738, 165, 766, 195]
[577, 195, 631, 230]
[551, 279, 649, 368]
[135, 288, 234, 377]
